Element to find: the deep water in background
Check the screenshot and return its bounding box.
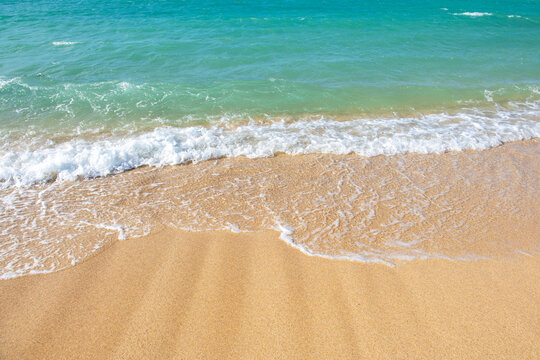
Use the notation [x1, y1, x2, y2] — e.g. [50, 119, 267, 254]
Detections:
[1, 1, 539, 126]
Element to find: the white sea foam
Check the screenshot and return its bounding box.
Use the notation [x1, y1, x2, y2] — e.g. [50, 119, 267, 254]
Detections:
[0, 107, 539, 187]
[0, 77, 19, 89]
[274, 223, 295, 243]
[452, 12, 493, 17]
[272, 222, 397, 265]
[52, 41, 80, 46]
[0, 76, 36, 90]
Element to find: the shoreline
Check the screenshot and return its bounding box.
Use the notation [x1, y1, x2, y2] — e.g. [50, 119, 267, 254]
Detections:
[0, 139, 538, 358]
[1, 138, 539, 279]
[2, 2, 539, 357]
[0, 229, 538, 359]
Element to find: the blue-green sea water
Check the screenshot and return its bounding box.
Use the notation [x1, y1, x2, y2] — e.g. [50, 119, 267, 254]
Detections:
[1, 0, 539, 185]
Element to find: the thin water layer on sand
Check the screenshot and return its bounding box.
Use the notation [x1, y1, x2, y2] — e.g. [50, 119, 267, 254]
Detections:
[0, 140, 538, 279]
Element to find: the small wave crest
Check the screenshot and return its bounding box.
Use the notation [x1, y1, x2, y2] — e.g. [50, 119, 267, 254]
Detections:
[1, 105, 539, 187]
[52, 41, 80, 46]
[452, 12, 493, 17]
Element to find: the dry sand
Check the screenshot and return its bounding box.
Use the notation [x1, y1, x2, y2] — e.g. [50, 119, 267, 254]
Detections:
[0, 229, 539, 359]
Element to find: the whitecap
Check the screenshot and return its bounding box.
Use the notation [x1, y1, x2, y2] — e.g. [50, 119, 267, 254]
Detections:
[52, 41, 80, 46]
[452, 12, 492, 17]
[1, 104, 539, 187]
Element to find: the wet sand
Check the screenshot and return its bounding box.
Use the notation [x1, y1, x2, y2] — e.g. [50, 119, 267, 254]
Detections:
[0, 229, 539, 359]
[2, 139, 539, 278]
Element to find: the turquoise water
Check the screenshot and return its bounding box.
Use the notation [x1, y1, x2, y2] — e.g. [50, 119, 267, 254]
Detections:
[0, 0, 539, 184]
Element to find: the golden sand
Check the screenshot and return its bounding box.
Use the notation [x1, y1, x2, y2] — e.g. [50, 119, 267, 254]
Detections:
[0, 230, 539, 359]
[0, 140, 539, 358]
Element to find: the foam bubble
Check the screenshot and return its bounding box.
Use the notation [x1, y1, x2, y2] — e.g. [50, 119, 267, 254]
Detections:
[452, 12, 493, 17]
[274, 223, 295, 243]
[52, 41, 80, 46]
[0, 78, 16, 89]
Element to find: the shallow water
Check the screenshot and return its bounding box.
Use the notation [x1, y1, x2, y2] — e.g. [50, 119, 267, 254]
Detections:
[1, 140, 538, 279]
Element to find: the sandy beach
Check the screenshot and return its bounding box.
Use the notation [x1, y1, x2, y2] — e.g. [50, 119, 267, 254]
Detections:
[2, 2, 539, 358]
[1, 140, 539, 359]
[1, 228, 539, 359]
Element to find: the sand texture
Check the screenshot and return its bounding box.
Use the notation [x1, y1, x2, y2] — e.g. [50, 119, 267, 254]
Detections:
[1, 140, 539, 359]
[1, 229, 539, 359]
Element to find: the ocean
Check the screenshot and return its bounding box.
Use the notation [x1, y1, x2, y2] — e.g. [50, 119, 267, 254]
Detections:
[0, 0, 539, 278]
